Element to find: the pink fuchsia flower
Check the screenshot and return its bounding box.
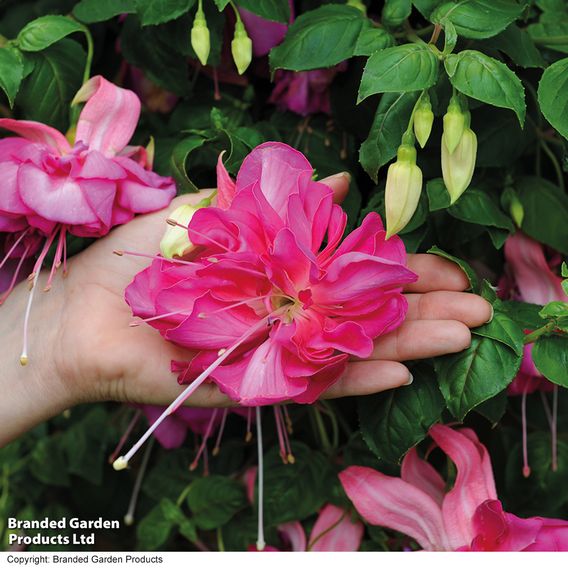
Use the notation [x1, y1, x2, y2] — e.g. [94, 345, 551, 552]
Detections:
[125, 141, 417, 408]
[339, 424, 568, 551]
[0, 75, 176, 362]
[269, 67, 345, 116]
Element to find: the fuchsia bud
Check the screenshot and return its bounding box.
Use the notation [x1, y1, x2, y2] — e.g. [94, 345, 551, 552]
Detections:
[385, 142, 423, 239]
[413, 94, 434, 149]
[442, 110, 477, 204]
[442, 96, 466, 154]
[231, 20, 253, 75]
[510, 194, 524, 228]
[191, 3, 210, 66]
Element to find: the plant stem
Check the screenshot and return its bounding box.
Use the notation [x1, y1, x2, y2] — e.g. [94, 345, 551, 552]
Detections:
[312, 406, 332, 453]
[523, 321, 558, 344]
[540, 139, 566, 191]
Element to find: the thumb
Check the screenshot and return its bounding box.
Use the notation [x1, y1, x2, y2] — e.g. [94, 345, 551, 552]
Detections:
[320, 172, 351, 205]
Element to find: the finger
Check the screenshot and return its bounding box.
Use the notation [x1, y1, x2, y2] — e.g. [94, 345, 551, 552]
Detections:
[320, 172, 351, 204]
[362, 320, 472, 362]
[322, 360, 412, 399]
[405, 254, 470, 293]
[405, 291, 493, 327]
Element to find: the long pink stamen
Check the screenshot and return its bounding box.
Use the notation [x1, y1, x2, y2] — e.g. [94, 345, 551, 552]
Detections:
[113, 249, 197, 266]
[31, 230, 58, 278]
[552, 385, 558, 472]
[45, 226, 66, 291]
[213, 409, 229, 456]
[113, 308, 284, 470]
[20, 269, 40, 366]
[124, 437, 155, 526]
[283, 405, 293, 435]
[0, 228, 30, 272]
[109, 409, 143, 464]
[245, 407, 253, 442]
[130, 308, 192, 327]
[199, 294, 276, 319]
[62, 227, 68, 276]
[521, 383, 531, 478]
[256, 407, 265, 551]
[190, 408, 219, 471]
[0, 244, 32, 305]
[274, 406, 287, 463]
[167, 218, 231, 253]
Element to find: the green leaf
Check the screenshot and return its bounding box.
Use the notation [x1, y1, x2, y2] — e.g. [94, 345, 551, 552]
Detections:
[539, 301, 568, 319]
[532, 335, 568, 387]
[137, 505, 173, 550]
[515, 177, 568, 255]
[269, 5, 367, 71]
[17, 39, 85, 131]
[432, 0, 525, 39]
[0, 46, 24, 107]
[473, 307, 525, 356]
[261, 442, 334, 525]
[448, 186, 514, 233]
[359, 91, 420, 181]
[235, 0, 290, 23]
[538, 57, 568, 140]
[480, 24, 545, 68]
[436, 335, 521, 419]
[73, 0, 138, 23]
[16, 15, 84, 52]
[382, 0, 412, 27]
[213, 0, 231, 9]
[136, 0, 197, 26]
[427, 246, 479, 291]
[358, 43, 439, 101]
[413, 0, 445, 18]
[426, 178, 451, 210]
[170, 135, 208, 193]
[444, 50, 526, 125]
[358, 369, 446, 463]
[475, 390, 508, 425]
[354, 28, 395, 57]
[187, 476, 247, 530]
[500, 300, 545, 329]
[528, 20, 568, 54]
[29, 437, 70, 487]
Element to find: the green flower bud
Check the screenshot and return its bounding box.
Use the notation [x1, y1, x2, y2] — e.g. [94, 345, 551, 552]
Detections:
[385, 143, 423, 239]
[442, 120, 477, 204]
[346, 0, 367, 14]
[191, 8, 210, 66]
[231, 20, 252, 75]
[413, 95, 434, 149]
[509, 194, 524, 228]
[442, 97, 466, 154]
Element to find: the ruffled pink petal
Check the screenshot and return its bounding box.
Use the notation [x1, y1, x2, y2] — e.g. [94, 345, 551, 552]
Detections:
[504, 231, 567, 305]
[140, 405, 188, 449]
[216, 151, 236, 209]
[76, 150, 126, 180]
[236, 142, 313, 218]
[401, 448, 446, 507]
[278, 522, 307, 552]
[0, 118, 70, 154]
[310, 319, 373, 358]
[0, 156, 31, 216]
[309, 504, 363, 552]
[430, 425, 498, 549]
[525, 517, 568, 551]
[74, 75, 141, 157]
[175, 407, 222, 437]
[339, 466, 449, 551]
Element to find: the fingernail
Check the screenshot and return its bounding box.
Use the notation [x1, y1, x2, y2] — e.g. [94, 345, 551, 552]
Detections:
[485, 304, 494, 324]
[404, 373, 414, 386]
[326, 171, 351, 183]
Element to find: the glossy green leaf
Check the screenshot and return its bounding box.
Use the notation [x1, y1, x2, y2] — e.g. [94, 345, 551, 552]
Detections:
[475, 390, 508, 425]
[17, 15, 84, 52]
[0, 46, 24, 107]
[359, 91, 420, 181]
[382, 0, 412, 27]
[473, 307, 525, 356]
[444, 50, 526, 125]
[480, 24, 545, 68]
[358, 43, 439, 101]
[354, 28, 395, 56]
[73, 0, 137, 22]
[137, 505, 173, 550]
[532, 335, 568, 387]
[170, 136, 208, 193]
[269, 5, 367, 71]
[358, 370, 446, 463]
[436, 335, 521, 420]
[528, 20, 568, 54]
[427, 246, 479, 291]
[432, 0, 525, 39]
[136, 0, 196, 26]
[538, 57, 568, 140]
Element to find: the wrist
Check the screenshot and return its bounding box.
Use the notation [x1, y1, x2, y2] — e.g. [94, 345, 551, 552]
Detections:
[0, 272, 75, 446]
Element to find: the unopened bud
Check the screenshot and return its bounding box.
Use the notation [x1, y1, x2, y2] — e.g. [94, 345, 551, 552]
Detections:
[231, 20, 252, 75]
[65, 124, 77, 146]
[413, 95, 434, 149]
[442, 97, 466, 154]
[160, 204, 199, 259]
[510, 194, 524, 228]
[191, 8, 210, 66]
[442, 119, 477, 204]
[385, 144, 423, 239]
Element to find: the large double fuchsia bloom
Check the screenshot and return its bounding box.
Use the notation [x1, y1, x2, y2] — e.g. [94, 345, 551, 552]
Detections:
[340, 425, 568, 551]
[0, 75, 175, 361]
[126, 142, 417, 406]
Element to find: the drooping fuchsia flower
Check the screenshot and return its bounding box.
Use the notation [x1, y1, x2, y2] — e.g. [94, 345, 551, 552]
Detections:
[498, 231, 567, 475]
[340, 424, 568, 551]
[244, 467, 363, 551]
[125, 141, 416, 408]
[0, 75, 176, 362]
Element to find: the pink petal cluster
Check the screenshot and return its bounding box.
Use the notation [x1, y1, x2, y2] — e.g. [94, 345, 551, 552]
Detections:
[340, 425, 568, 551]
[244, 467, 363, 551]
[499, 231, 567, 395]
[126, 142, 416, 405]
